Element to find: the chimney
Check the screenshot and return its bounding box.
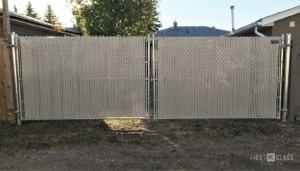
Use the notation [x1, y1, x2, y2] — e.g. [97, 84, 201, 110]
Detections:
[173, 20, 177, 30]
[230, 6, 235, 33]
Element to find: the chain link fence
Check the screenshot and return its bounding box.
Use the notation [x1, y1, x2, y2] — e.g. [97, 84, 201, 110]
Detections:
[20, 37, 147, 120]
[18, 36, 282, 120]
[155, 37, 281, 119]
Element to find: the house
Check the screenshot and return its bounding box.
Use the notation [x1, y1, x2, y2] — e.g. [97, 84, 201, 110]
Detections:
[157, 21, 229, 37]
[230, 5, 300, 121]
[0, 9, 81, 37]
[230, 5, 300, 37]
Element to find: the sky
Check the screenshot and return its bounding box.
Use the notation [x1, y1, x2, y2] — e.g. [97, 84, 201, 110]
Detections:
[1, 0, 300, 30]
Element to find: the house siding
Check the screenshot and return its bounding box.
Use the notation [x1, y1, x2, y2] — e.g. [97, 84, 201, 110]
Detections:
[0, 17, 79, 37]
[273, 13, 300, 119]
[0, 21, 59, 37]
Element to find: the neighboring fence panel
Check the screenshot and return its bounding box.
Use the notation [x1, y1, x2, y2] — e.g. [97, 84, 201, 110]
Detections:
[156, 37, 281, 119]
[20, 37, 147, 120]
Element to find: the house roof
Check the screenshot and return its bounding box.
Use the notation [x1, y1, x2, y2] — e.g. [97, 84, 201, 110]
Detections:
[157, 26, 229, 37]
[0, 9, 81, 36]
[231, 5, 300, 36]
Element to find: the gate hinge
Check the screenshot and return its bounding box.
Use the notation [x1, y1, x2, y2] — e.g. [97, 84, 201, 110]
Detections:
[280, 44, 292, 48]
[281, 108, 289, 112]
[8, 44, 17, 48]
[14, 110, 21, 114]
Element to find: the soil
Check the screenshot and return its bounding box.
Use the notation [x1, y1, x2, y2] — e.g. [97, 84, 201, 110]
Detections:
[0, 119, 300, 171]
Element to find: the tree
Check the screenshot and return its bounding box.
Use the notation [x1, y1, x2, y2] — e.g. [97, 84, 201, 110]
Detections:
[71, 0, 162, 36]
[14, 5, 18, 12]
[25, 1, 38, 18]
[44, 5, 58, 24]
[44, 5, 64, 32]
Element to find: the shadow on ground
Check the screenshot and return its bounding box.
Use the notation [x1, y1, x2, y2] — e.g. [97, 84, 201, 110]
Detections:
[0, 119, 300, 170]
[0, 119, 299, 150]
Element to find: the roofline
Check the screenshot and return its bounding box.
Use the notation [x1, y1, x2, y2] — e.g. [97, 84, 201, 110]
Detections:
[230, 5, 300, 36]
[230, 21, 260, 36]
[261, 5, 300, 26]
[159, 25, 229, 31]
[9, 18, 80, 36]
[0, 9, 81, 36]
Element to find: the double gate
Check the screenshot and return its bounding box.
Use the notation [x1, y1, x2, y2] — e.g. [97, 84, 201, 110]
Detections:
[11, 33, 290, 121]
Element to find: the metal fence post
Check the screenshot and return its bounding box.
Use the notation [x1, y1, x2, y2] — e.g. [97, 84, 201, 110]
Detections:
[147, 34, 152, 120]
[10, 32, 22, 125]
[277, 34, 284, 118]
[282, 33, 292, 122]
[152, 33, 157, 119]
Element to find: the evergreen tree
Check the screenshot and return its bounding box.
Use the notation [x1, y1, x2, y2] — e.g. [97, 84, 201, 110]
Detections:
[14, 5, 18, 12]
[25, 1, 38, 18]
[44, 5, 58, 24]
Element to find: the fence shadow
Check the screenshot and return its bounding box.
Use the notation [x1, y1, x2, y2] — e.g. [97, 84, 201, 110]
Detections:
[0, 119, 299, 151]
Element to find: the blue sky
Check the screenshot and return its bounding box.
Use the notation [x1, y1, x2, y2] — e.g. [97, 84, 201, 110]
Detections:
[2, 0, 300, 31]
[159, 0, 300, 30]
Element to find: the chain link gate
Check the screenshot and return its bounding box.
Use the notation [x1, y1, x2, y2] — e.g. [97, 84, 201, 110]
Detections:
[153, 36, 286, 119]
[11, 33, 290, 122]
[14, 35, 150, 120]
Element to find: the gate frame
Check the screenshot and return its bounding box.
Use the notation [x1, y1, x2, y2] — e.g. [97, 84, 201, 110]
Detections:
[151, 34, 292, 120]
[15, 35, 150, 121]
[10, 33, 293, 123]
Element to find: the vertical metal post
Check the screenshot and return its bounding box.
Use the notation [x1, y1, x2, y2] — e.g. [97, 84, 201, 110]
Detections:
[10, 32, 22, 125]
[282, 33, 292, 122]
[277, 34, 284, 117]
[18, 37, 25, 120]
[15, 34, 23, 124]
[277, 35, 285, 115]
[230, 6, 235, 33]
[147, 34, 151, 120]
[152, 33, 156, 119]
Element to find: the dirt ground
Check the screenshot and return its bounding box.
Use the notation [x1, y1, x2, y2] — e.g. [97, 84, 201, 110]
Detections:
[0, 119, 300, 171]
